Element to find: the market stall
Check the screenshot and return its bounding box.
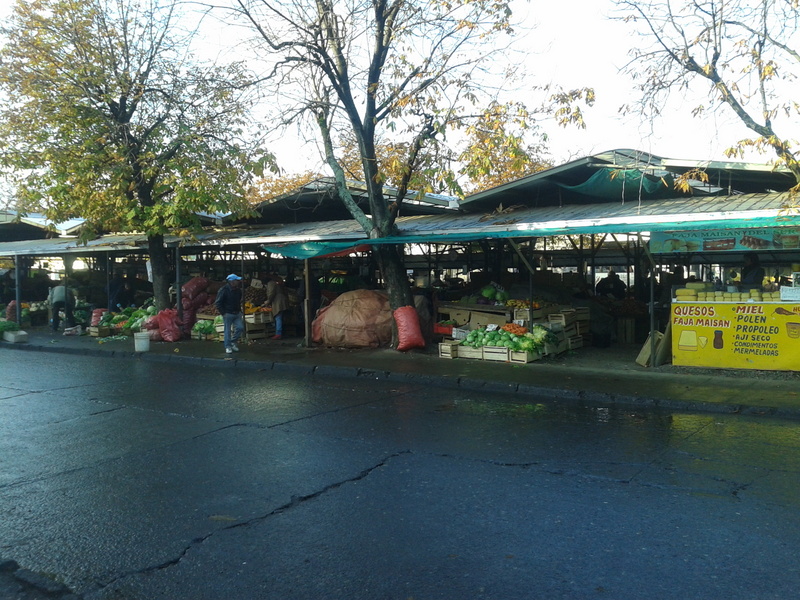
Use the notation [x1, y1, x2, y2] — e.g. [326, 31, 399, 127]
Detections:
[652, 227, 800, 371]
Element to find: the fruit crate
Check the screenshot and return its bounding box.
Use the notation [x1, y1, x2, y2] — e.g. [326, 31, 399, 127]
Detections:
[191, 331, 217, 341]
[457, 345, 483, 360]
[548, 311, 576, 327]
[88, 326, 111, 337]
[513, 308, 543, 321]
[509, 350, 541, 364]
[574, 306, 590, 321]
[438, 341, 459, 359]
[245, 312, 273, 324]
[482, 345, 510, 362]
[544, 339, 568, 356]
[567, 335, 584, 350]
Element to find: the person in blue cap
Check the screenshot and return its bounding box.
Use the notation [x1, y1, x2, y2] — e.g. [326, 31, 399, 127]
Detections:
[215, 274, 244, 354]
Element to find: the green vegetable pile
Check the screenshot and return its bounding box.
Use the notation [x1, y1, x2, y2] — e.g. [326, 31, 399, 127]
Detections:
[97, 334, 130, 343]
[99, 305, 157, 331]
[0, 320, 21, 333]
[460, 324, 558, 353]
[192, 320, 216, 335]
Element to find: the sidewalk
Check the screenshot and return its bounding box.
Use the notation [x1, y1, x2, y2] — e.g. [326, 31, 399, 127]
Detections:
[4, 326, 800, 419]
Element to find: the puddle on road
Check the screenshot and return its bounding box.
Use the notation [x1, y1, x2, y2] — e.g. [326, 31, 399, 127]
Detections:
[432, 397, 670, 426]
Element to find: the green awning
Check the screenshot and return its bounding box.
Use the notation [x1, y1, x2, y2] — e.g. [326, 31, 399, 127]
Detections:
[556, 168, 673, 200]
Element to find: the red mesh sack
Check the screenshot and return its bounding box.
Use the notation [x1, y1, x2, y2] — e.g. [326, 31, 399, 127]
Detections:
[142, 316, 159, 331]
[182, 307, 197, 331]
[394, 305, 425, 351]
[156, 309, 183, 342]
[6, 301, 16, 322]
[181, 277, 209, 301]
[91, 308, 107, 327]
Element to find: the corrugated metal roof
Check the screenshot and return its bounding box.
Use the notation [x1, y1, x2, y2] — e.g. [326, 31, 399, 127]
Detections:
[0, 211, 85, 236]
[0, 192, 793, 257]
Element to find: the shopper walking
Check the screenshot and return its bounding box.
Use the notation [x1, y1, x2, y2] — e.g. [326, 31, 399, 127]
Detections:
[264, 273, 290, 340]
[215, 274, 244, 354]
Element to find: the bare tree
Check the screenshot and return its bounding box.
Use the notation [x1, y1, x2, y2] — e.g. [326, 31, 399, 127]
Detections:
[615, 0, 800, 187]
[225, 0, 591, 311]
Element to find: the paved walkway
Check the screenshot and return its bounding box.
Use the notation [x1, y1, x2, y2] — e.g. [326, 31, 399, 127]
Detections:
[3, 326, 800, 419]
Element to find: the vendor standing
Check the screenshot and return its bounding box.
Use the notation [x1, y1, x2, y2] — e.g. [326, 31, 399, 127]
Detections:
[595, 270, 627, 300]
[264, 273, 290, 340]
[740, 252, 765, 288]
[48, 279, 76, 332]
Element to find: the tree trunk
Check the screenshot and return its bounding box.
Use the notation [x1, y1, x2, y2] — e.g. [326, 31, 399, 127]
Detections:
[373, 245, 412, 310]
[147, 234, 171, 310]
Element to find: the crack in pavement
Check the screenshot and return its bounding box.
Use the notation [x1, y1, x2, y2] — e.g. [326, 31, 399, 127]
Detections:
[88, 450, 412, 595]
[427, 450, 769, 499]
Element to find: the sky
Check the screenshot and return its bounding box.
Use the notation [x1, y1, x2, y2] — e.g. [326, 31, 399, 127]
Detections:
[520, 0, 755, 164]
[0, 0, 786, 171]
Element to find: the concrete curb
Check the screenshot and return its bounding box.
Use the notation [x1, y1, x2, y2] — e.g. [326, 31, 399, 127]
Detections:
[4, 340, 800, 420]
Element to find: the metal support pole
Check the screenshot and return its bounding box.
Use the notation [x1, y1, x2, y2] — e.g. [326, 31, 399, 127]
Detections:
[650, 267, 657, 367]
[175, 247, 183, 329]
[14, 256, 22, 324]
[303, 258, 312, 348]
[105, 253, 111, 308]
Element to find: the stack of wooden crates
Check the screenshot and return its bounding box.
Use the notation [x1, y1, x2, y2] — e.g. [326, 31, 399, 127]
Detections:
[215, 312, 275, 341]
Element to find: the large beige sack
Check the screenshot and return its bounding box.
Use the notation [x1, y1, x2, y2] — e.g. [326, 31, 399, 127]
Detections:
[312, 289, 393, 348]
[311, 290, 433, 348]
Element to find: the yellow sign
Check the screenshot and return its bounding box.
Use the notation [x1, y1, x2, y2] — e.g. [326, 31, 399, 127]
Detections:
[672, 302, 800, 371]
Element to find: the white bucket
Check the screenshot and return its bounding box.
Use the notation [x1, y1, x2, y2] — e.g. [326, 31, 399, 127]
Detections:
[133, 331, 151, 352]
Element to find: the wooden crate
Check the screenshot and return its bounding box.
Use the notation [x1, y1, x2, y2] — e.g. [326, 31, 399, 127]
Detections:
[482, 346, 510, 362]
[509, 350, 541, 364]
[514, 308, 543, 321]
[245, 312, 273, 324]
[544, 339, 568, 356]
[616, 317, 636, 344]
[458, 346, 483, 360]
[635, 331, 665, 367]
[245, 321, 265, 332]
[548, 311, 576, 327]
[567, 335, 584, 350]
[574, 306, 590, 321]
[191, 331, 217, 341]
[196, 313, 218, 320]
[438, 341, 460, 359]
[88, 326, 111, 337]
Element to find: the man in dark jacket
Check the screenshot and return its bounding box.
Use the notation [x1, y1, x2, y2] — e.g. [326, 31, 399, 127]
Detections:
[215, 274, 244, 354]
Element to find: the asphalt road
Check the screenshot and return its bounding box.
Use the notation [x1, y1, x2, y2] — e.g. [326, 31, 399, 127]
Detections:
[2, 349, 800, 600]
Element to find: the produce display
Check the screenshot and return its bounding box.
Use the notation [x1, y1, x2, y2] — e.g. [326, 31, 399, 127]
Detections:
[460, 324, 558, 354]
[505, 298, 543, 309]
[244, 285, 266, 306]
[500, 322, 528, 335]
[459, 284, 508, 305]
[191, 319, 216, 335]
[0, 320, 20, 333]
[97, 305, 158, 333]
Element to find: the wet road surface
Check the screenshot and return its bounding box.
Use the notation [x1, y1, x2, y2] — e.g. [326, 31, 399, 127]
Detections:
[1, 350, 799, 599]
